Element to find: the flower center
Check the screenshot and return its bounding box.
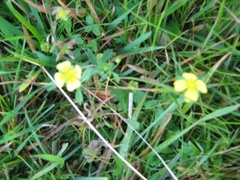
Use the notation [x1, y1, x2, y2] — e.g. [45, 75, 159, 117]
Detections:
[64, 69, 77, 83]
[58, 10, 67, 19]
[186, 79, 197, 91]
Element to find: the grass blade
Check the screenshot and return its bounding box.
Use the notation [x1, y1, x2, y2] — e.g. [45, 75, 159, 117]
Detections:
[152, 104, 240, 154]
[120, 32, 152, 54]
[6, 1, 43, 43]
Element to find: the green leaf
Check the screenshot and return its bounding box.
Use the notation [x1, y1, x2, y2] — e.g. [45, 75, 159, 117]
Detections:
[73, 35, 85, 45]
[152, 104, 240, 154]
[64, 19, 72, 35]
[86, 49, 97, 65]
[75, 88, 84, 106]
[140, 97, 184, 137]
[81, 67, 97, 82]
[120, 46, 165, 55]
[120, 31, 152, 54]
[0, 15, 23, 47]
[85, 16, 101, 36]
[0, 111, 14, 127]
[112, 89, 129, 111]
[200, 104, 240, 121]
[87, 40, 98, 52]
[32, 154, 64, 165]
[92, 27, 101, 36]
[101, 49, 113, 62]
[74, 177, 108, 180]
[112, 72, 120, 83]
[108, 4, 138, 30]
[30, 162, 60, 180]
[86, 15, 94, 25]
[8, 50, 55, 67]
[34, 52, 52, 63]
[6, 1, 43, 43]
[0, 70, 16, 74]
[84, 26, 93, 33]
[57, 143, 69, 156]
[116, 92, 147, 176]
[164, 21, 181, 42]
[19, 68, 41, 92]
[125, 118, 140, 129]
[164, 0, 188, 17]
[186, 1, 216, 22]
[82, 150, 95, 163]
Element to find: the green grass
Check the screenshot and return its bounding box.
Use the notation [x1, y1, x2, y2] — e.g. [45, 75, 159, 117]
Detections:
[0, 0, 240, 179]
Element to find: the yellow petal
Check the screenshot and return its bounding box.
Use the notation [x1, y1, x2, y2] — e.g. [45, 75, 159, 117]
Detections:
[196, 80, 207, 93]
[66, 80, 81, 92]
[56, 61, 71, 71]
[182, 73, 197, 81]
[184, 89, 199, 102]
[174, 80, 187, 92]
[54, 72, 65, 88]
[74, 65, 82, 79]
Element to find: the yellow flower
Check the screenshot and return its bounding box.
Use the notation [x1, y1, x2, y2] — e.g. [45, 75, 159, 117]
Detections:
[54, 61, 82, 92]
[54, 7, 70, 21]
[174, 73, 207, 102]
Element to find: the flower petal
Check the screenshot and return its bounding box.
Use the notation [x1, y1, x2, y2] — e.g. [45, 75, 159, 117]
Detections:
[54, 72, 65, 88]
[196, 80, 207, 93]
[184, 89, 199, 102]
[174, 80, 187, 92]
[74, 65, 82, 79]
[66, 80, 81, 92]
[182, 73, 197, 81]
[56, 61, 71, 71]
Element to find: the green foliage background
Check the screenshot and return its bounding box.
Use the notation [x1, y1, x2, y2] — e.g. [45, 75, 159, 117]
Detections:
[0, 0, 240, 179]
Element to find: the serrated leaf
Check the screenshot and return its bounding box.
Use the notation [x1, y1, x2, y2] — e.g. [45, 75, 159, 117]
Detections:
[81, 67, 96, 82]
[87, 40, 98, 52]
[73, 35, 85, 45]
[65, 19, 72, 35]
[86, 15, 94, 25]
[84, 26, 92, 33]
[102, 49, 113, 62]
[112, 72, 120, 83]
[125, 118, 140, 129]
[75, 88, 83, 106]
[92, 26, 100, 36]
